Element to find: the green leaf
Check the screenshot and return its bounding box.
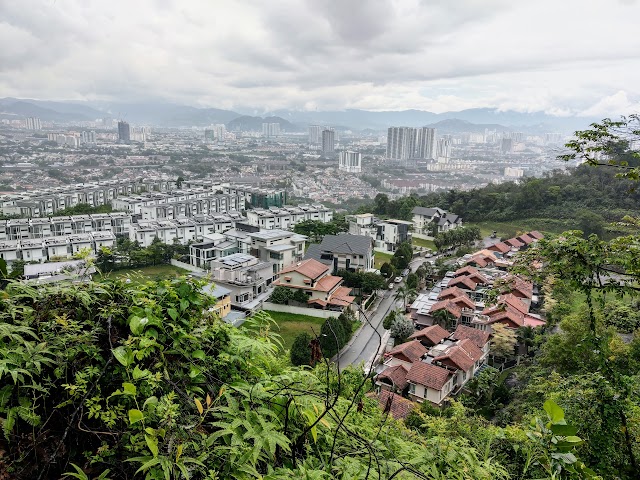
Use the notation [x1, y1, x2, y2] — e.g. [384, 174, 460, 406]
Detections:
[128, 409, 144, 425]
[180, 299, 189, 312]
[112, 346, 134, 367]
[191, 350, 205, 360]
[129, 315, 147, 335]
[167, 308, 178, 321]
[132, 366, 148, 380]
[0, 385, 12, 407]
[122, 382, 136, 396]
[544, 399, 564, 424]
[145, 434, 159, 457]
[550, 423, 577, 436]
[143, 396, 158, 410]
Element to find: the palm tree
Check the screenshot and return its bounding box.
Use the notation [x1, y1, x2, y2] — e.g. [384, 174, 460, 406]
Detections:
[432, 308, 457, 332]
[394, 285, 417, 311]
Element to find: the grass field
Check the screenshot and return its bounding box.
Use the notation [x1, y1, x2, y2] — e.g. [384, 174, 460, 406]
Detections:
[101, 264, 190, 284]
[263, 310, 326, 351]
[374, 251, 393, 270]
[412, 237, 436, 250]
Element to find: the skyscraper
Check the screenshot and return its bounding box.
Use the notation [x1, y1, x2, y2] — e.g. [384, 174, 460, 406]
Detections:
[308, 125, 323, 144]
[386, 127, 417, 161]
[81, 131, 96, 144]
[338, 151, 362, 173]
[262, 123, 281, 137]
[416, 127, 437, 160]
[25, 117, 42, 130]
[437, 136, 452, 162]
[322, 129, 335, 155]
[117, 121, 131, 144]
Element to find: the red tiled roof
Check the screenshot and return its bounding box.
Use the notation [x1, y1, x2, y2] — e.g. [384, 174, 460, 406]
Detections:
[468, 254, 493, 267]
[438, 286, 468, 300]
[488, 242, 511, 254]
[458, 338, 484, 361]
[500, 293, 529, 314]
[387, 340, 428, 364]
[327, 286, 355, 306]
[450, 295, 475, 310]
[483, 305, 525, 328]
[429, 300, 462, 319]
[447, 275, 478, 291]
[315, 275, 342, 292]
[406, 362, 453, 390]
[528, 230, 544, 240]
[451, 324, 490, 349]
[524, 315, 546, 328]
[433, 344, 476, 371]
[278, 258, 328, 279]
[374, 390, 415, 420]
[376, 364, 409, 390]
[454, 265, 479, 277]
[504, 238, 525, 248]
[409, 325, 449, 345]
[517, 234, 535, 245]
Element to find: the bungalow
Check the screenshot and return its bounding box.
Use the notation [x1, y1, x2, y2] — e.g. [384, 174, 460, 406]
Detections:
[406, 362, 455, 405]
[412, 207, 462, 235]
[450, 324, 491, 358]
[408, 324, 450, 347]
[273, 258, 355, 312]
[383, 340, 428, 368]
[304, 234, 375, 273]
[429, 338, 485, 391]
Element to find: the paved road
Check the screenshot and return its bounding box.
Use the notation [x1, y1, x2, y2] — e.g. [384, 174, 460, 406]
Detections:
[336, 256, 428, 369]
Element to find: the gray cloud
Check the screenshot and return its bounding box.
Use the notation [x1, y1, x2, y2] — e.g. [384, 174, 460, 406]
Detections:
[0, 0, 639, 116]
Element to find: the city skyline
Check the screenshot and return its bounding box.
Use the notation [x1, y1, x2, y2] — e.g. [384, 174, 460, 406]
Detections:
[0, 1, 639, 118]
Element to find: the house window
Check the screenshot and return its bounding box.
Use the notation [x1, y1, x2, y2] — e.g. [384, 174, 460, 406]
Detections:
[408, 383, 415, 395]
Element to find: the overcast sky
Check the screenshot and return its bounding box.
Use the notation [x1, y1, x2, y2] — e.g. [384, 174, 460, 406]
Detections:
[1, 0, 639, 116]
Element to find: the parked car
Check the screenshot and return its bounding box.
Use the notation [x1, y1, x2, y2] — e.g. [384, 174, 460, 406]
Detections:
[394, 276, 403, 283]
[388, 283, 394, 290]
[402, 269, 410, 276]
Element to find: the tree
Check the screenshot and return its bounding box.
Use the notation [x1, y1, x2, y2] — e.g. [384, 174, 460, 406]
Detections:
[391, 242, 413, 270]
[319, 316, 347, 357]
[383, 310, 400, 330]
[379, 262, 393, 278]
[96, 246, 115, 273]
[577, 209, 605, 237]
[394, 285, 417, 310]
[176, 175, 184, 188]
[290, 332, 312, 366]
[390, 315, 414, 343]
[269, 286, 293, 304]
[490, 323, 518, 358]
[406, 272, 419, 290]
[432, 308, 456, 331]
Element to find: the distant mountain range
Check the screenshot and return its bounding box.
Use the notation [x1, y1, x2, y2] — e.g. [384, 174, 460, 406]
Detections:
[0, 97, 599, 133]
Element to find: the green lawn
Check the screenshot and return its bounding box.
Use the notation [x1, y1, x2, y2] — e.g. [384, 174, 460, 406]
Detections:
[412, 237, 436, 250]
[374, 251, 394, 270]
[101, 264, 190, 284]
[263, 310, 326, 351]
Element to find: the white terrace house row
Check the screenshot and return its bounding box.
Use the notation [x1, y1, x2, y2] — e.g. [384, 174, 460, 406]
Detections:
[113, 192, 242, 216]
[0, 232, 117, 267]
[245, 204, 333, 230]
[0, 213, 131, 241]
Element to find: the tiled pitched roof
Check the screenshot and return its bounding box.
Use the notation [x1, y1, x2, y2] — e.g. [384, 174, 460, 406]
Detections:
[387, 340, 428, 363]
[488, 242, 511, 254]
[454, 265, 479, 277]
[451, 324, 491, 349]
[429, 300, 462, 318]
[450, 295, 476, 310]
[438, 286, 468, 300]
[483, 305, 525, 327]
[406, 362, 453, 390]
[315, 275, 342, 292]
[374, 390, 415, 420]
[447, 275, 478, 291]
[412, 206, 444, 217]
[316, 234, 374, 256]
[504, 238, 525, 248]
[468, 254, 493, 267]
[279, 258, 328, 279]
[327, 286, 355, 306]
[517, 234, 535, 245]
[528, 230, 544, 240]
[500, 293, 530, 314]
[458, 338, 484, 361]
[409, 325, 449, 345]
[433, 343, 476, 371]
[376, 364, 409, 390]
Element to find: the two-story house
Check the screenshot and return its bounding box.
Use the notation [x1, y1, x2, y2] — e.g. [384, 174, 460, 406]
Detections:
[304, 234, 375, 273]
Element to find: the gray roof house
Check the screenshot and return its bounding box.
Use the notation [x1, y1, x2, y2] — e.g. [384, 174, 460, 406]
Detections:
[304, 234, 375, 273]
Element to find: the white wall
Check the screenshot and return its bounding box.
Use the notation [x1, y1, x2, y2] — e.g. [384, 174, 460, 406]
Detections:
[262, 302, 340, 319]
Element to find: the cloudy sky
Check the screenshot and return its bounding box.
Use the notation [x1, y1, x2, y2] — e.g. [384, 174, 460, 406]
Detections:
[1, 0, 639, 116]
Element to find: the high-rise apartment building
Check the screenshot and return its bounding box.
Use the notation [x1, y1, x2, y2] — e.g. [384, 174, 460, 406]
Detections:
[117, 121, 131, 144]
[308, 125, 323, 144]
[81, 131, 96, 144]
[262, 123, 281, 137]
[436, 136, 452, 162]
[416, 127, 437, 160]
[204, 129, 215, 141]
[386, 127, 417, 161]
[25, 117, 42, 130]
[338, 151, 362, 173]
[322, 129, 335, 155]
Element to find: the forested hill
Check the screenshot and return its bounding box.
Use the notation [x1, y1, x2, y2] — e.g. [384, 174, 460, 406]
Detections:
[362, 165, 640, 227]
